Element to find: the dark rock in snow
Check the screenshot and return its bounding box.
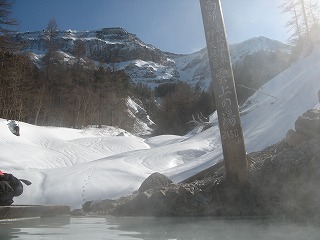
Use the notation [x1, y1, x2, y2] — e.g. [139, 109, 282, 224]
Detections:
[138, 172, 173, 193]
[286, 109, 320, 146]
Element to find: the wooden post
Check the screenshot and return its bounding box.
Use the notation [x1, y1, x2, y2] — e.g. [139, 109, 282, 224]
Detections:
[199, 0, 248, 184]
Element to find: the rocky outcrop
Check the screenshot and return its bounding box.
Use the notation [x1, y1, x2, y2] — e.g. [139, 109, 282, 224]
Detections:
[286, 109, 320, 147]
[138, 172, 173, 193]
[252, 137, 320, 221]
[16, 28, 168, 65]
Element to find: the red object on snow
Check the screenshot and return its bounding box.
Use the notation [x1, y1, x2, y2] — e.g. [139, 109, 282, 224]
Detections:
[0, 170, 4, 176]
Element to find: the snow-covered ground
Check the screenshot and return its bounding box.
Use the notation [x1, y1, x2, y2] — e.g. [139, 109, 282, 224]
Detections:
[2, 43, 320, 210]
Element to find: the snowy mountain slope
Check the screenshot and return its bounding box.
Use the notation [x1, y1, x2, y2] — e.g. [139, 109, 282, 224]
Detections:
[229, 36, 291, 64]
[15, 28, 291, 91]
[241, 43, 320, 152]
[173, 48, 210, 88]
[173, 36, 292, 91]
[2, 41, 319, 210]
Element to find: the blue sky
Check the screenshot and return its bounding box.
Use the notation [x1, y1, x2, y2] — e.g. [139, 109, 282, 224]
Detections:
[12, 0, 289, 54]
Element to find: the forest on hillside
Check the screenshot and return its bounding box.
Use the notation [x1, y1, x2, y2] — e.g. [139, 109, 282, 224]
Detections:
[0, 1, 215, 135]
[1, 0, 318, 135]
[0, 39, 216, 135]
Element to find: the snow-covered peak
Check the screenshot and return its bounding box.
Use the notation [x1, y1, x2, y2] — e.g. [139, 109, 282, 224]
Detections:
[15, 28, 292, 92]
[15, 27, 166, 65]
[230, 36, 291, 64]
[171, 36, 292, 91]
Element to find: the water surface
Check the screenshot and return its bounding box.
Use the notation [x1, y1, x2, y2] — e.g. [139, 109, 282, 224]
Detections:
[0, 216, 319, 240]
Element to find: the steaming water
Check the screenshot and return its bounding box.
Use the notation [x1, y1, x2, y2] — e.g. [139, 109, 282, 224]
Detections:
[0, 216, 319, 240]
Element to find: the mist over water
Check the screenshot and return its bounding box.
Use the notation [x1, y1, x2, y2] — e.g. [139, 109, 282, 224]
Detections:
[0, 216, 319, 240]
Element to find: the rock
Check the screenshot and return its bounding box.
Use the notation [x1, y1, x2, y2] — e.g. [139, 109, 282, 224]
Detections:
[163, 188, 180, 214]
[253, 136, 320, 221]
[295, 109, 320, 138]
[194, 190, 210, 206]
[115, 192, 151, 216]
[138, 172, 173, 193]
[82, 200, 93, 212]
[84, 199, 117, 213]
[200, 181, 215, 196]
[178, 185, 193, 196]
[70, 208, 85, 216]
[286, 109, 320, 146]
[286, 129, 309, 147]
[149, 190, 170, 216]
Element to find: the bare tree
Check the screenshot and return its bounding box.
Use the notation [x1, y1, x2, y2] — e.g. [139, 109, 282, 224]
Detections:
[0, 0, 18, 51]
[73, 40, 86, 84]
[300, 0, 310, 39]
[0, 52, 37, 122]
[280, 0, 320, 45]
[281, 0, 303, 44]
[307, 0, 320, 26]
[44, 17, 59, 83]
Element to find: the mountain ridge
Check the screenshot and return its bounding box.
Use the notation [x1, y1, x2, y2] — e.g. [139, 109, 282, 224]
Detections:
[15, 27, 292, 95]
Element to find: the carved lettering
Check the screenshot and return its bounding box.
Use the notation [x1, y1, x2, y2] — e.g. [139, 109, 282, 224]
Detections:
[222, 110, 236, 128]
[222, 98, 231, 108]
[220, 52, 230, 64]
[200, 0, 248, 184]
[219, 85, 231, 98]
[205, 2, 216, 25]
[221, 129, 241, 143]
[216, 68, 228, 85]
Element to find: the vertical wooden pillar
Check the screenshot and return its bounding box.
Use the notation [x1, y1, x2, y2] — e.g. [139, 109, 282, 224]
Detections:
[199, 0, 248, 184]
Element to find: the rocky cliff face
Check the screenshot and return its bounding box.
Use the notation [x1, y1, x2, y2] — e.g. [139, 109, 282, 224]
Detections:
[15, 28, 292, 97]
[16, 28, 168, 64]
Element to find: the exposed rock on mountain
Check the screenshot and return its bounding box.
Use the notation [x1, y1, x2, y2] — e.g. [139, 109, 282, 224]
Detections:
[15, 28, 292, 102]
[16, 28, 167, 64]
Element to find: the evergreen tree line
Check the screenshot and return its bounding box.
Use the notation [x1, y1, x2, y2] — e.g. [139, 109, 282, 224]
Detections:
[0, 47, 216, 135]
[0, 13, 135, 130]
[0, 48, 135, 129]
[153, 82, 216, 135]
